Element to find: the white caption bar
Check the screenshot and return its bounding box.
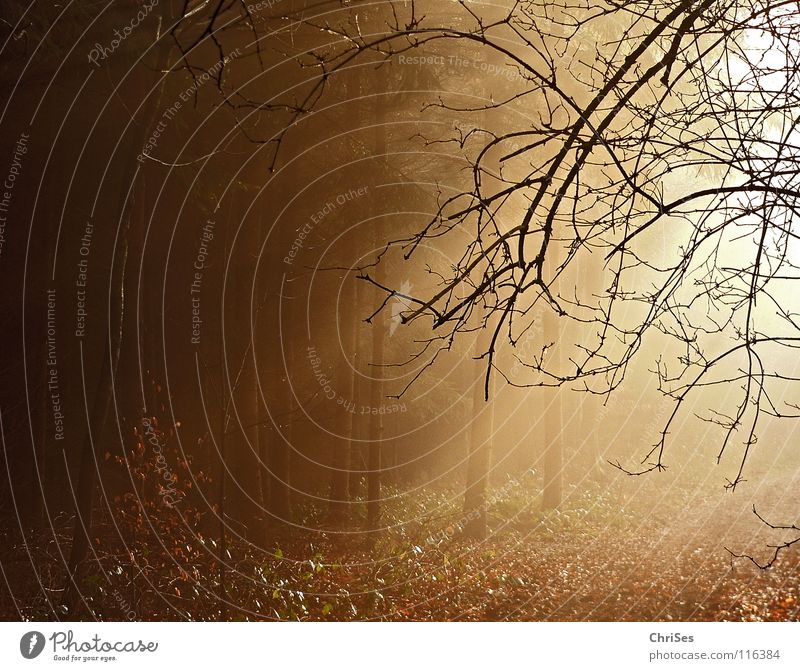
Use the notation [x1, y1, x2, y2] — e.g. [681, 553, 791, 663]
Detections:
[1, 622, 797, 670]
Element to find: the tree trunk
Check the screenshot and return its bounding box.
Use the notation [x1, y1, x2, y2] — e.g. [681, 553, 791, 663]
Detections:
[348, 278, 365, 499]
[542, 413, 562, 509]
[224, 200, 263, 541]
[541, 264, 563, 510]
[259, 214, 294, 530]
[61, 39, 171, 613]
[365, 84, 390, 531]
[265, 348, 293, 525]
[62, 173, 133, 613]
[366, 288, 384, 531]
[463, 332, 495, 539]
[217, 339, 228, 621]
[462, 103, 497, 540]
[327, 273, 353, 525]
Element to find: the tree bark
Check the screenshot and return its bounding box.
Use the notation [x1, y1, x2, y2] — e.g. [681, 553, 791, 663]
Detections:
[62, 172, 132, 614]
[463, 332, 495, 539]
[265, 345, 293, 525]
[224, 200, 263, 541]
[328, 275, 355, 524]
[541, 263, 563, 510]
[348, 278, 365, 499]
[366, 287, 384, 531]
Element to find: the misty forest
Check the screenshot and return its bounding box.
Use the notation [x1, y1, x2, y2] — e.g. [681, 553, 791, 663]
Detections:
[1, 0, 800, 622]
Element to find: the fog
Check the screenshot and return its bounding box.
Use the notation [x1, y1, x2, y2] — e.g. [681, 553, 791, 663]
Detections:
[1, 0, 798, 622]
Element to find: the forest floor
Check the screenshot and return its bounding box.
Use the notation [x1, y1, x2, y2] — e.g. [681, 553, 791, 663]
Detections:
[2, 467, 799, 621]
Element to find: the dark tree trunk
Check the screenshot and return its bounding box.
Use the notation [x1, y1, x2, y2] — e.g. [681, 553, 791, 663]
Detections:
[328, 274, 353, 525]
[218, 344, 228, 621]
[225, 209, 263, 541]
[62, 176, 132, 614]
[266, 341, 293, 525]
[60, 38, 172, 613]
[257, 213, 293, 531]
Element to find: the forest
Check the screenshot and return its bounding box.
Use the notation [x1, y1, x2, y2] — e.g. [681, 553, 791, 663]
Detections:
[0, 0, 799, 622]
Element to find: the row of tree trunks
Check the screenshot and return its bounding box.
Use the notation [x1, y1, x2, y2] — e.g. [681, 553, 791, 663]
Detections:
[62, 149, 137, 614]
[327, 259, 387, 528]
[62, 43, 171, 610]
[460, 103, 565, 533]
[325, 76, 388, 530]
